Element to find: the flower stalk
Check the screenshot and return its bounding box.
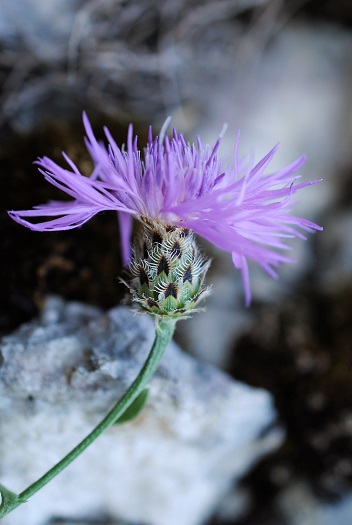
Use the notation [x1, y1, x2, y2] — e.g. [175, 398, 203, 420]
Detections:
[0, 318, 176, 519]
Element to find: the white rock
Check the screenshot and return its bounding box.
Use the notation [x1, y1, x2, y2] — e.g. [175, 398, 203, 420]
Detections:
[0, 297, 281, 525]
[279, 480, 352, 525]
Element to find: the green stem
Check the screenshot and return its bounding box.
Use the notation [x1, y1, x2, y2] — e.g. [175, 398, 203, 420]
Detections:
[0, 318, 176, 519]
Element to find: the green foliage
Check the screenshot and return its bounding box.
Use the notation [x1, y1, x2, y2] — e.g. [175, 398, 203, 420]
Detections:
[114, 389, 149, 424]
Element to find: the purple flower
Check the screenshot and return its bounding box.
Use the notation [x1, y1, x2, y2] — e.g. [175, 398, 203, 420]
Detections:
[9, 113, 322, 305]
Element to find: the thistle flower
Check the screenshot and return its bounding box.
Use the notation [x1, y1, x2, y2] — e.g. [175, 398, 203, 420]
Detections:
[9, 113, 322, 306]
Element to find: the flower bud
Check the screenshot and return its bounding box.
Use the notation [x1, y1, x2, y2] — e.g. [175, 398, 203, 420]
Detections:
[124, 217, 211, 318]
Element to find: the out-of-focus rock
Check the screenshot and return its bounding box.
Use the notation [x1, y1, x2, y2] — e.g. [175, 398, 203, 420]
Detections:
[279, 481, 352, 525]
[192, 21, 352, 314]
[0, 297, 281, 525]
[201, 22, 352, 198]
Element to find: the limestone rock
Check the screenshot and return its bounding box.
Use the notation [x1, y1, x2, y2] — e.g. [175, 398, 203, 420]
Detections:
[0, 297, 281, 525]
[279, 480, 352, 525]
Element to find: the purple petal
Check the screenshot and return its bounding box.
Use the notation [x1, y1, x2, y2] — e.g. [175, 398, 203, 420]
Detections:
[118, 211, 133, 266]
[8, 113, 323, 305]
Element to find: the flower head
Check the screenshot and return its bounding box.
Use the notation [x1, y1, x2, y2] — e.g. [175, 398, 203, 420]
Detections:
[9, 113, 322, 305]
[124, 218, 211, 318]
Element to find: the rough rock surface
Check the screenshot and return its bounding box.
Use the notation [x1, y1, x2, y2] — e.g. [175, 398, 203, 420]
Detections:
[0, 297, 281, 525]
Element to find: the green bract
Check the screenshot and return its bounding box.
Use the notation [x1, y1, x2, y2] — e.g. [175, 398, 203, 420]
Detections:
[124, 218, 211, 318]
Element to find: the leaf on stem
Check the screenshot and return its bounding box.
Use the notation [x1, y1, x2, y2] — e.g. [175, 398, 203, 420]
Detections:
[114, 388, 149, 424]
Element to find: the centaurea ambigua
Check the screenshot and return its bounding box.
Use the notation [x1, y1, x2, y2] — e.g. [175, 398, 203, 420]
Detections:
[2, 115, 322, 518]
[9, 113, 322, 306]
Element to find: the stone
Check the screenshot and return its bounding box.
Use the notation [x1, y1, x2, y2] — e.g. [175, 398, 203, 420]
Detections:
[279, 480, 352, 525]
[0, 297, 281, 525]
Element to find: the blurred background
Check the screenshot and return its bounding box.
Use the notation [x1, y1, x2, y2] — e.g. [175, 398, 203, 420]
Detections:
[1, 0, 352, 524]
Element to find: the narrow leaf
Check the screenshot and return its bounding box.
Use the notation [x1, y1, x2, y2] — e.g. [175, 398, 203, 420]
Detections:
[114, 389, 149, 425]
